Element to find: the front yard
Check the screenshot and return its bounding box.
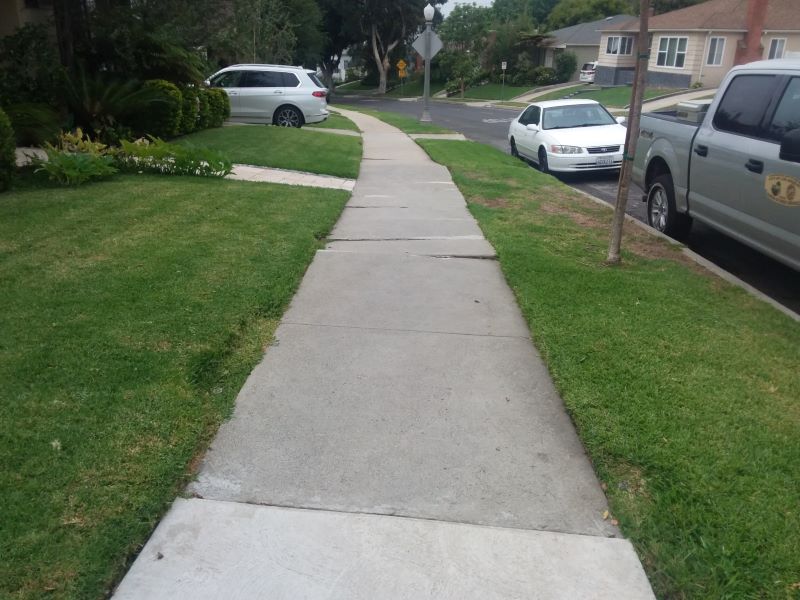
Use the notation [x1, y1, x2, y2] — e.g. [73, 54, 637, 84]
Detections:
[0, 173, 349, 599]
[418, 139, 800, 599]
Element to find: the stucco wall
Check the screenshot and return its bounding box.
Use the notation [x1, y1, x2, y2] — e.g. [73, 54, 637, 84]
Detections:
[762, 32, 800, 59]
[696, 32, 742, 88]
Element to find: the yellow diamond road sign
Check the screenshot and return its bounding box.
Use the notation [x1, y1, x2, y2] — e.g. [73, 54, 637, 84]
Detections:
[397, 59, 407, 70]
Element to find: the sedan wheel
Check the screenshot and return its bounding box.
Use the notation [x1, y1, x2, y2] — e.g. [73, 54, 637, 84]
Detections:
[538, 148, 549, 174]
[275, 106, 302, 128]
[510, 138, 519, 158]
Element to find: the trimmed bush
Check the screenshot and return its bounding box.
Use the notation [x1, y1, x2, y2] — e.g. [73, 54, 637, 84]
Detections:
[555, 52, 578, 84]
[138, 79, 183, 138]
[197, 89, 211, 129]
[206, 88, 230, 127]
[0, 107, 15, 192]
[179, 86, 200, 134]
[532, 67, 557, 86]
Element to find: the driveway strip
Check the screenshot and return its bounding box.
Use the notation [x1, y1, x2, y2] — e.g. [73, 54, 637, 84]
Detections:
[113, 107, 655, 599]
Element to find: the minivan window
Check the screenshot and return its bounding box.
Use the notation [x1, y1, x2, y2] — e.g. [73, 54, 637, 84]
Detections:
[765, 77, 800, 142]
[210, 71, 242, 88]
[241, 71, 283, 88]
[713, 74, 778, 138]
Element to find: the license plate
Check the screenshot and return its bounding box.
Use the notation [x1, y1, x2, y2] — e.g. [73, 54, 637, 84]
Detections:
[596, 157, 613, 166]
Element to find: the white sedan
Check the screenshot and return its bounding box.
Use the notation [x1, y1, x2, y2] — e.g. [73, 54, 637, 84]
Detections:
[508, 99, 627, 173]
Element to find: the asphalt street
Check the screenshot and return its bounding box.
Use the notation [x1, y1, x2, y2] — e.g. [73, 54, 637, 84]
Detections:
[334, 95, 799, 315]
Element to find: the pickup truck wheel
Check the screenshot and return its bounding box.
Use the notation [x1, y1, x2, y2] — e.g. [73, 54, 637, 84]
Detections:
[538, 148, 550, 174]
[647, 174, 692, 239]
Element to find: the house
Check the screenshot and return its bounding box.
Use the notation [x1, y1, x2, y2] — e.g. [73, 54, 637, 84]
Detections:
[596, 0, 800, 88]
[538, 15, 636, 80]
[0, 0, 52, 38]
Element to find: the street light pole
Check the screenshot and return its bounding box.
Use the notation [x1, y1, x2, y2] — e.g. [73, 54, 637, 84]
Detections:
[420, 3, 435, 122]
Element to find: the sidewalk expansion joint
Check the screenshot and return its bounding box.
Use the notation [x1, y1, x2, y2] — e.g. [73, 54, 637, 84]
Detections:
[186, 495, 619, 540]
[280, 320, 530, 340]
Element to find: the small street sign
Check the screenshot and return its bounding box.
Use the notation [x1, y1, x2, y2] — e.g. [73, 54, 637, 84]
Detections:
[412, 31, 443, 59]
[501, 61, 507, 70]
[397, 59, 407, 70]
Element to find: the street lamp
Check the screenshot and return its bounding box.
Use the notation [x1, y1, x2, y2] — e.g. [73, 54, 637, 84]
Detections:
[420, 3, 435, 122]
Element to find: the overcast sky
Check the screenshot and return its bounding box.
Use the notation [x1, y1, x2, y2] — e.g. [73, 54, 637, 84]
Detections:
[438, 0, 494, 17]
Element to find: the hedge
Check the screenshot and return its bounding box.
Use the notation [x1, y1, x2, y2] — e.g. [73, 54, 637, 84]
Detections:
[0, 107, 15, 192]
[206, 88, 230, 128]
[139, 79, 183, 138]
[197, 89, 211, 130]
[179, 86, 199, 134]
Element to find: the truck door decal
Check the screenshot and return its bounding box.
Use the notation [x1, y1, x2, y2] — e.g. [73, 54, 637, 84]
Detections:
[765, 174, 800, 206]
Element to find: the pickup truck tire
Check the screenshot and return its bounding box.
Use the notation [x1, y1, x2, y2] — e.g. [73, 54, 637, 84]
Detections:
[538, 148, 550, 174]
[647, 174, 692, 240]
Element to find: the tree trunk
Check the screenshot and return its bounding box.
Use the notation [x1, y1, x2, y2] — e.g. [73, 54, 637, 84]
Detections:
[52, 0, 90, 69]
[607, 0, 650, 265]
[370, 23, 401, 95]
[321, 59, 338, 96]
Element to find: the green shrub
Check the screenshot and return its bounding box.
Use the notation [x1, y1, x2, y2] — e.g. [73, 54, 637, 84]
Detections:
[532, 66, 557, 86]
[555, 52, 578, 83]
[197, 89, 211, 129]
[3, 103, 61, 146]
[137, 79, 183, 138]
[113, 137, 232, 177]
[0, 107, 15, 192]
[206, 88, 230, 127]
[179, 86, 200, 134]
[32, 150, 117, 186]
[0, 24, 63, 107]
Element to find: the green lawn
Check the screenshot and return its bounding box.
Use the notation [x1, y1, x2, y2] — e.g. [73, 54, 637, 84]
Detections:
[533, 85, 682, 106]
[178, 125, 362, 178]
[417, 139, 800, 600]
[0, 174, 350, 599]
[306, 113, 360, 132]
[386, 77, 447, 98]
[460, 83, 536, 100]
[346, 107, 453, 134]
[333, 81, 378, 95]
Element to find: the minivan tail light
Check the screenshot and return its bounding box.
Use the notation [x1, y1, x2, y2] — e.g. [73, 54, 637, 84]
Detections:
[312, 91, 327, 98]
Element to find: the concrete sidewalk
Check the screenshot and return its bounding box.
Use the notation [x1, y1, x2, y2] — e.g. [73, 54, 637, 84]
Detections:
[114, 108, 654, 599]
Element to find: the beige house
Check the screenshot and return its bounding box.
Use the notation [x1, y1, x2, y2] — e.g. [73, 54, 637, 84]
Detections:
[0, 0, 52, 38]
[596, 0, 800, 88]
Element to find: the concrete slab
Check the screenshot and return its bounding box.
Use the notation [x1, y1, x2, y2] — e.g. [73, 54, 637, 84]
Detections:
[228, 164, 355, 191]
[189, 323, 617, 537]
[282, 251, 528, 337]
[114, 499, 654, 600]
[325, 238, 496, 258]
[331, 211, 484, 240]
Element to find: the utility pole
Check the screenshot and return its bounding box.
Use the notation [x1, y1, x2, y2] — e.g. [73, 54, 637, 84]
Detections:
[607, 0, 651, 264]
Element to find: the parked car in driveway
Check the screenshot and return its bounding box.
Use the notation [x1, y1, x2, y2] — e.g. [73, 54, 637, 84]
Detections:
[508, 99, 627, 173]
[206, 64, 329, 127]
[634, 59, 800, 271]
[579, 62, 598, 83]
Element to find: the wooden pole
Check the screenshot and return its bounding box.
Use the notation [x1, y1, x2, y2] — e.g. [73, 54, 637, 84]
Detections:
[607, 0, 650, 265]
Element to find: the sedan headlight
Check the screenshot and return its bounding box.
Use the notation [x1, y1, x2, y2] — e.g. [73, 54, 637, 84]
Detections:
[549, 145, 583, 154]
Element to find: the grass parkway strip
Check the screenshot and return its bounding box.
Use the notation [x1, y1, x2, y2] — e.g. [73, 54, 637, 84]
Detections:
[0, 172, 350, 599]
[177, 124, 362, 179]
[416, 139, 800, 600]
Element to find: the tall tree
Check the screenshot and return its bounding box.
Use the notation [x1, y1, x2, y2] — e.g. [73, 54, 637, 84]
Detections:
[547, 0, 631, 30]
[492, 0, 530, 23]
[359, 0, 444, 94]
[318, 0, 362, 92]
[529, 0, 560, 24]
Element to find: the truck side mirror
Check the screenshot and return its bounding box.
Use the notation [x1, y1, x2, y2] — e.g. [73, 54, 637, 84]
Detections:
[779, 129, 800, 163]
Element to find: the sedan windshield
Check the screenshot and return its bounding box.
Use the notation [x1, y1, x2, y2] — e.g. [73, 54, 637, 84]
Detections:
[542, 104, 616, 130]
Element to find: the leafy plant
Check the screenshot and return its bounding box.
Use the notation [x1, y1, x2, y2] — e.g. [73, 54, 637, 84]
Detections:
[63, 66, 164, 143]
[197, 89, 211, 129]
[555, 51, 578, 83]
[206, 88, 230, 127]
[0, 24, 63, 107]
[2, 103, 61, 146]
[54, 128, 109, 156]
[0, 107, 15, 192]
[32, 150, 117, 186]
[113, 137, 232, 177]
[179, 86, 200, 134]
[134, 79, 183, 138]
[532, 66, 557, 86]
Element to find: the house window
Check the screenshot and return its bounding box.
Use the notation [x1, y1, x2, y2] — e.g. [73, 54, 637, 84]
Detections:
[606, 36, 634, 55]
[657, 36, 688, 68]
[768, 38, 786, 59]
[706, 37, 725, 65]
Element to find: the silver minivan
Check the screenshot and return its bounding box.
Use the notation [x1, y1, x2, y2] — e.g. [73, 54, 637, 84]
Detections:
[206, 64, 329, 127]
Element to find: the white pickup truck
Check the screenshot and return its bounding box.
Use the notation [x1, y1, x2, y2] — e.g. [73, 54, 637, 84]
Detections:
[633, 59, 800, 271]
